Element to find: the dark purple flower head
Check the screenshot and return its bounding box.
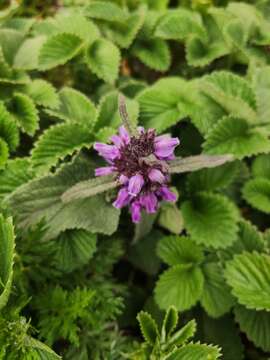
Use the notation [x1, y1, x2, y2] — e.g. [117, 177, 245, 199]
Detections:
[94, 125, 179, 223]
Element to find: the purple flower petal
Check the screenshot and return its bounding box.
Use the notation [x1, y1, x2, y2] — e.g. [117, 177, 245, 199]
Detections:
[94, 142, 120, 161]
[119, 174, 129, 184]
[131, 201, 142, 223]
[95, 166, 115, 177]
[111, 135, 123, 148]
[113, 188, 130, 209]
[140, 193, 158, 214]
[119, 126, 130, 144]
[148, 168, 166, 184]
[128, 174, 144, 197]
[158, 186, 177, 202]
[154, 135, 180, 159]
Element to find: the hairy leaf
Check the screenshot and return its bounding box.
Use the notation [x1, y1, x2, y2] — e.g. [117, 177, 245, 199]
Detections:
[137, 311, 159, 345]
[243, 178, 270, 214]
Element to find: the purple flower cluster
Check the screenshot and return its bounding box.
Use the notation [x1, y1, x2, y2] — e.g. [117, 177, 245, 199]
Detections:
[94, 126, 180, 223]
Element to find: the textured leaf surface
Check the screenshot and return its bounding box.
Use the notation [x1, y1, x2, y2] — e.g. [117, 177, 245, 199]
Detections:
[157, 236, 203, 267]
[235, 305, 270, 352]
[243, 178, 270, 213]
[39, 33, 84, 70]
[5, 156, 120, 239]
[13, 36, 46, 70]
[0, 102, 19, 151]
[137, 311, 159, 345]
[182, 193, 239, 249]
[31, 122, 93, 175]
[252, 154, 270, 178]
[225, 252, 270, 311]
[201, 263, 234, 318]
[0, 138, 8, 169]
[55, 229, 97, 273]
[46, 87, 96, 126]
[252, 66, 270, 123]
[85, 38, 120, 84]
[10, 93, 39, 136]
[166, 343, 221, 360]
[203, 116, 270, 159]
[155, 264, 204, 311]
[84, 1, 127, 22]
[25, 80, 59, 109]
[0, 215, 15, 310]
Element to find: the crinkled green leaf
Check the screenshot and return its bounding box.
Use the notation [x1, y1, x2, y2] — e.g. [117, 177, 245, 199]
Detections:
[38, 33, 84, 70]
[201, 263, 234, 318]
[24, 79, 59, 109]
[157, 236, 204, 267]
[0, 215, 15, 310]
[55, 229, 97, 273]
[5, 156, 120, 239]
[46, 87, 96, 126]
[155, 9, 206, 41]
[9, 92, 39, 136]
[252, 154, 270, 178]
[0, 138, 8, 169]
[243, 178, 270, 214]
[85, 38, 120, 84]
[182, 192, 239, 249]
[31, 122, 93, 175]
[137, 77, 193, 133]
[203, 116, 270, 159]
[252, 66, 270, 123]
[225, 252, 270, 311]
[84, 1, 128, 22]
[161, 306, 178, 341]
[167, 320, 196, 348]
[155, 264, 204, 311]
[132, 38, 171, 72]
[235, 305, 270, 352]
[0, 28, 23, 65]
[200, 71, 257, 123]
[13, 36, 46, 70]
[0, 102, 19, 151]
[158, 203, 183, 235]
[0, 158, 34, 203]
[186, 161, 239, 193]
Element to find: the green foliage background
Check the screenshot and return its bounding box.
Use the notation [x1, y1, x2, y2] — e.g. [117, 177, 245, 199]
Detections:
[0, 0, 270, 359]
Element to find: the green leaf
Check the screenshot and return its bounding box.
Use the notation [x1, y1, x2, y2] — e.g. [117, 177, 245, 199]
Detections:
[155, 9, 206, 41]
[38, 33, 84, 70]
[0, 102, 19, 151]
[55, 229, 97, 273]
[235, 219, 264, 253]
[200, 263, 234, 318]
[0, 158, 34, 203]
[158, 203, 183, 234]
[224, 252, 270, 311]
[155, 264, 204, 311]
[137, 77, 193, 133]
[85, 38, 120, 84]
[161, 306, 178, 341]
[24, 336, 61, 359]
[24, 80, 59, 109]
[200, 71, 257, 123]
[137, 311, 159, 345]
[0, 138, 8, 169]
[203, 116, 270, 159]
[46, 87, 96, 126]
[102, 10, 144, 49]
[31, 122, 94, 175]
[157, 236, 204, 267]
[252, 66, 270, 123]
[54, 13, 100, 43]
[196, 313, 244, 360]
[0, 29, 24, 65]
[5, 156, 120, 239]
[0, 1, 19, 22]
[235, 305, 270, 352]
[186, 161, 239, 193]
[9, 92, 39, 136]
[242, 178, 270, 214]
[166, 342, 221, 360]
[0, 215, 15, 310]
[167, 320, 197, 348]
[13, 36, 46, 70]
[252, 154, 270, 178]
[132, 38, 171, 72]
[181, 192, 239, 249]
[95, 91, 138, 130]
[84, 1, 128, 22]
[186, 35, 230, 68]
[129, 229, 161, 275]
